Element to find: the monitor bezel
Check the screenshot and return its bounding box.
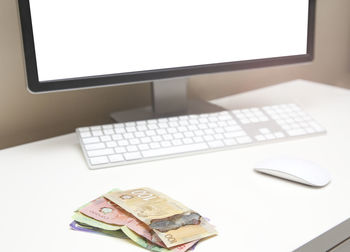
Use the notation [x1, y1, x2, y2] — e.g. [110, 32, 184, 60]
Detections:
[18, 0, 316, 93]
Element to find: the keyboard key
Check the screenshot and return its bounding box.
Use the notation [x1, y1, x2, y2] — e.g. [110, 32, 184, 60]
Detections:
[177, 121, 188, 127]
[218, 115, 231, 121]
[224, 132, 237, 139]
[82, 137, 100, 144]
[126, 126, 137, 132]
[287, 129, 307, 136]
[209, 117, 219, 122]
[198, 124, 208, 130]
[199, 118, 208, 123]
[142, 143, 208, 158]
[240, 119, 250, 124]
[174, 133, 184, 139]
[85, 143, 105, 150]
[168, 128, 177, 134]
[161, 141, 172, 147]
[115, 128, 126, 134]
[208, 140, 225, 148]
[87, 148, 114, 157]
[178, 126, 187, 132]
[255, 135, 266, 141]
[109, 154, 124, 163]
[124, 152, 142, 161]
[183, 138, 194, 144]
[169, 122, 179, 127]
[265, 134, 275, 140]
[92, 130, 103, 136]
[135, 132, 146, 138]
[305, 128, 315, 134]
[115, 147, 127, 153]
[138, 144, 150, 151]
[203, 135, 215, 141]
[151, 136, 162, 142]
[159, 123, 168, 128]
[125, 122, 136, 127]
[124, 133, 134, 139]
[80, 132, 92, 138]
[114, 124, 124, 128]
[232, 131, 246, 137]
[130, 138, 141, 145]
[150, 142, 161, 149]
[91, 126, 102, 131]
[274, 132, 285, 138]
[217, 121, 227, 127]
[101, 136, 112, 142]
[309, 122, 324, 132]
[236, 136, 253, 144]
[127, 146, 138, 152]
[117, 140, 129, 146]
[102, 125, 113, 130]
[226, 120, 238, 126]
[106, 141, 118, 148]
[146, 130, 156, 136]
[156, 129, 167, 135]
[140, 137, 151, 143]
[136, 120, 146, 125]
[112, 134, 123, 141]
[78, 127, 90, 132]
[168, 117, 178, 122]
[172, 139, 183, 146]
[204, 129, 215, 135]
[214, 134, 224, 140]
[194, 130, 205, 136]
[214, 128, 225, 133]
[259, 116, 269, 122]
[184, 132, 195, 138]
[193, 136, 204, 143]
[137, 125, 148, 131]
[224, 139, 237, 146]
[188, 125, 198, 131]
[90, 156, 109, 165]
[148, 124, 158, 130]
[163, 134, 173, 141]
[103, 129, 115, 135]
[208, 122, 218, 128]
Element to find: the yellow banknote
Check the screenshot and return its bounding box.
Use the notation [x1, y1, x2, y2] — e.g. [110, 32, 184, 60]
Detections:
[105, 188, 217, 247]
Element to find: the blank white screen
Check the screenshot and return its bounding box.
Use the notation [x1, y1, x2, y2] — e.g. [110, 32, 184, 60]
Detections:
[29, 0, 309, 82]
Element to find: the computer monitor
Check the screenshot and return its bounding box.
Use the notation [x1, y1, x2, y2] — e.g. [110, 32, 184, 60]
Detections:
[18, 0, 315, 121]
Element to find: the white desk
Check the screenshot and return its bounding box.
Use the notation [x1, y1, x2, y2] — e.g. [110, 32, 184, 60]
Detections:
[1, 80, 350, 252]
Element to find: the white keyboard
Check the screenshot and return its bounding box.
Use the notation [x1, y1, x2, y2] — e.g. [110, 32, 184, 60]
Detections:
[76, 103, 326, 169]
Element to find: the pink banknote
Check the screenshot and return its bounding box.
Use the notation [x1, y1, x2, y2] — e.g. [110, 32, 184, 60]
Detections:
[80, 197, 165, 247]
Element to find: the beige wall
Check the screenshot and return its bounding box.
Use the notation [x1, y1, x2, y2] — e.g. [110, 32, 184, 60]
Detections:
[1, 0, 350, 149]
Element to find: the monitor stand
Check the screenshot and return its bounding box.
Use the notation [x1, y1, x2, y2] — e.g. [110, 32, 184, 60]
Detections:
[110, 78, 225, 123]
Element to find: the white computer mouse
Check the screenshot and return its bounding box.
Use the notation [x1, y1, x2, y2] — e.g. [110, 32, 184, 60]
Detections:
[254, 157, 331, 187]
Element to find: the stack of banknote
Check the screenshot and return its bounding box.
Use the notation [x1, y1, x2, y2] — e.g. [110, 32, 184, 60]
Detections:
[70, 188, 217, 251]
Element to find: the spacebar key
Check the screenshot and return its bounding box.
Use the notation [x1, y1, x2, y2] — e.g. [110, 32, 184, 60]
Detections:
[142, 143, 209, 158]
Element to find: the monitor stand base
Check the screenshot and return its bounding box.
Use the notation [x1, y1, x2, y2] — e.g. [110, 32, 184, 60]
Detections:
[110, 78, 225, 123]
[110, 98, 225, 123]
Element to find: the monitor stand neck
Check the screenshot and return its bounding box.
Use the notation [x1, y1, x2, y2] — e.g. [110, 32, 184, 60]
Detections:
[110, 78, 225, 123]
